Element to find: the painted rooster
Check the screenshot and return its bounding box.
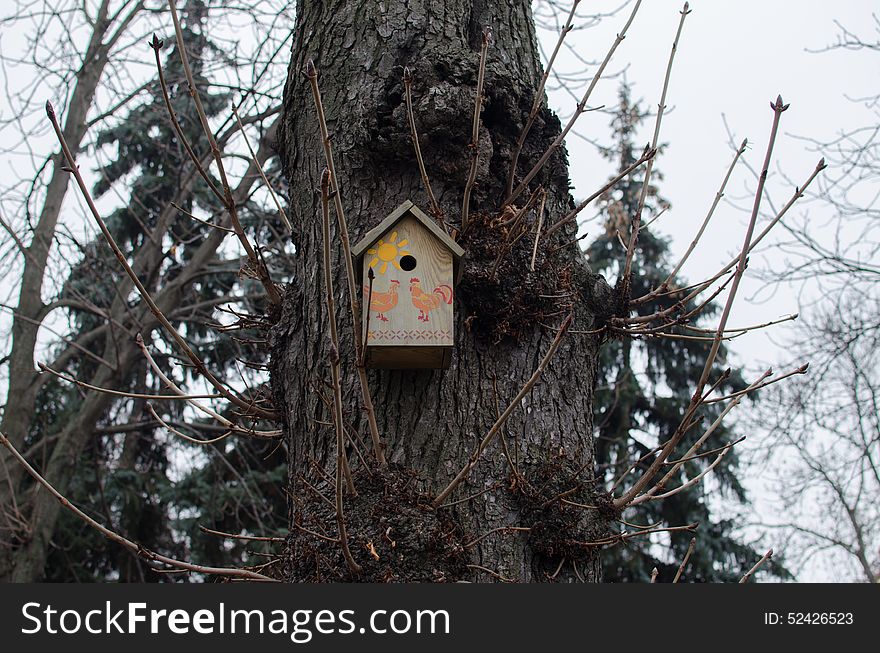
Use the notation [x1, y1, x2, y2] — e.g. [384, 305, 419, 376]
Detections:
[409, 277, 453, 322]
[363, 279, 399, 321]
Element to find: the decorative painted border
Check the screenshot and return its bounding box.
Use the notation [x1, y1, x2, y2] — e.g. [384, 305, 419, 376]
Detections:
[367, 329, 452, 342]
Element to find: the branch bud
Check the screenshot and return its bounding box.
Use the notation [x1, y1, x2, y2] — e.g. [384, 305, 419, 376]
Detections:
[771, 94, 790, 112]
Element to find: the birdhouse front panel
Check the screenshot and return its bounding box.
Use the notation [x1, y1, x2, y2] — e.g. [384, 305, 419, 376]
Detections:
[361, 214, 454, 368]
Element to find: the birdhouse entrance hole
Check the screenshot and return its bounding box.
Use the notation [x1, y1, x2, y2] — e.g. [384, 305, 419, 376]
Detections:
[399, 255, 417, 271]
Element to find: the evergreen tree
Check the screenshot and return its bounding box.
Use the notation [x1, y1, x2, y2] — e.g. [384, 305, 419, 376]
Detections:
[588, 84, 788, 582]
[42, 0, 286, 581]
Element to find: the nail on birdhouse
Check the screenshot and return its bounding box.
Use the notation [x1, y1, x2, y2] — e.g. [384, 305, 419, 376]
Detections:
[352, 200, 464, 369]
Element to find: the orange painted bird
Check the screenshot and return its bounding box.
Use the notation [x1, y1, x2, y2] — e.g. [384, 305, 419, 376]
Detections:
[364, 279, 399, 321]
[409, 277, 453, 322]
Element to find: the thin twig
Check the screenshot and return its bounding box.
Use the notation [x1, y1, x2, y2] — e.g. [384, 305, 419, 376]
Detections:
[505, 0, 643, 206]
[576, 522, 698, 547]
[146, 404, 232, 445]
[232, 104, 291, 232]
[506, 0, 581, 198]
[166, 0, 281, 306]
[0, 431, 274, 581]
[403, 66, 442, 220]
[198, 525, 285, 543]
[614, 95, 789, 509]
[436, 481, 502, 508]
[530, 189, 547, 271]
[702, 363, 808, 404]
[664, 436, 746, 466]
[433, 314, 573, 506]
[620, 2, 691, 297]
[170, 201, 234, 233]
[149, 34, 224, 203]
[465, 526, 530, 549]
[467, 564, 514, 582]
[39, 363, 218, 401]
[136, 335, 280, 438]
[322, 169, 361, 575]
[543, 146, 655, 239]
[491, 374, 520, 479]
[740, 549, 773, 583]
[647, 447, 731, 501]
[633, 160, 826, 307]
[663, 138, 747, 287]
[305, 60, 385, 465]
[491, 186, 543, 277]
[461, 26, 491, 231]
[673, 537, 696, 583]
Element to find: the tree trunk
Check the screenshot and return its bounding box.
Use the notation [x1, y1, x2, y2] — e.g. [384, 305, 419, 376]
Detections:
[274, 0, 615, 582]
[0, 7, 114, 581]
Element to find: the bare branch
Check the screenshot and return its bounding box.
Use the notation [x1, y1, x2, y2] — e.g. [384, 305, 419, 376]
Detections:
[304, 59, 385, 465]
[740, 549, 773, 583]
[0, 431, 275, 582]
[461, 26, 491, 232]
[433, 314, 573, 507]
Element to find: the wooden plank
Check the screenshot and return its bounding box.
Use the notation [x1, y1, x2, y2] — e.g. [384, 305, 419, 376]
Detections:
[352, 201, 464, 260]
[366, 346, 451, 369]
[351, 200, 414, 259]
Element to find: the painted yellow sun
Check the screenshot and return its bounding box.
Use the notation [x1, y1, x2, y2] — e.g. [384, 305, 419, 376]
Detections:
[366, 231, 410, 274]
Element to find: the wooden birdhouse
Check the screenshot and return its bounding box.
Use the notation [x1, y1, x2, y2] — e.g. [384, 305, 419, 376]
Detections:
[352, 200, 464, 369]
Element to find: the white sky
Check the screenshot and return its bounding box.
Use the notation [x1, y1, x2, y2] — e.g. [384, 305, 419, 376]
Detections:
[543, 0, 877, 369]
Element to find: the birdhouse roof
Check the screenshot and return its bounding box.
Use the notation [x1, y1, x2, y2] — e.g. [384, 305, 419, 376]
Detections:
[352, 200, 465, 261]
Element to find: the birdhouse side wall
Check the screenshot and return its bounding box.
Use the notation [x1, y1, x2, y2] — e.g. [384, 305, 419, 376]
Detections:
[361, 215, 454, 348]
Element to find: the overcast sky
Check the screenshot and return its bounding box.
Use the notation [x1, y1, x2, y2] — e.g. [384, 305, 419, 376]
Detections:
[540, 0, 877, 370]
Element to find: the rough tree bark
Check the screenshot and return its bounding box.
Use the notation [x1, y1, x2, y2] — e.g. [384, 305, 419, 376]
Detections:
[274, 0, 615, 582]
